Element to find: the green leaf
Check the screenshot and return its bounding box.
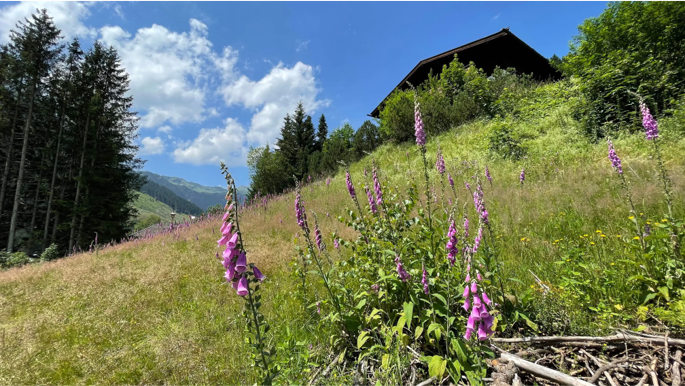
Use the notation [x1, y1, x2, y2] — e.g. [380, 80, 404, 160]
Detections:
[357, 331, 370, 349]
[356, 298, 367, 310]
[658, 286, 670, 301]
[414, 326, 424, 340]
[432, 293, 447, 306]
[428, 356, 447, 378]
[403, 302, 413, 330]
[382, 354, 390, 369]
[451, 339, 469, 364]
[396, 315, 407, 333]
[427, 323, 442, 340]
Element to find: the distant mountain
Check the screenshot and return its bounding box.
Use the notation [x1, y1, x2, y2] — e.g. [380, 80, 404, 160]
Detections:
[139, 179, 203, 215]
[140, 171, 247, 210]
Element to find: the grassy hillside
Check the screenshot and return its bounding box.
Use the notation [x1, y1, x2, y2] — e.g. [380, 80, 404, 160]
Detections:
[141, 171, 248, 210]
[133, 192, 191, 224]
[1, 82, 684, 384]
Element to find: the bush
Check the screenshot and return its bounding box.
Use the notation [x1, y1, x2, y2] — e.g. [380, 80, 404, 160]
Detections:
[135, 214, 162, 231]
[564, 2, 685, 140]
[0, 251, 30, 269]
[40, 243, 61, 262]
[487, 119, 526, 160]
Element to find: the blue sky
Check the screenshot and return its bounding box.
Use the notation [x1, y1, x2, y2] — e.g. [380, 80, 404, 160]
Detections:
[1, 1, 608, 188]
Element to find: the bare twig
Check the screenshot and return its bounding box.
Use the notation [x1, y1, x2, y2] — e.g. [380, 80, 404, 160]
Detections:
[665, 332, 671, 372]
[491, 333, 685, 347]
[673, 350, 682, 386]
[416, 377, 436, 386]
[500, 353, 594, 386]
[589, 358, 639, 384]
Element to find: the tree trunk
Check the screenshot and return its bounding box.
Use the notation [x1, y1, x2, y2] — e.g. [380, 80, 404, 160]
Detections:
[27, 152, 46, 251]
[0, 87, 23, 221]
[42, 89, 68, 250]
[7, 83, 35, 253]
[68, 110, 90, 253]
[76, 116, 102, 249]
[51, 162, 72, 245]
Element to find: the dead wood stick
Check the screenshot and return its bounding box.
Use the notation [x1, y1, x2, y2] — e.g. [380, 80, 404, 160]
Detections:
[673, 351, 682, 386]
[666, 332, 671, 372]
[500, 353, 595, 386]
[416, 376, 436, 386]
[589, 358, 638, 384]
[307, 366, 322, 386]
[646, 358, 659, 386]
[491, 333, 685, 347]
[321, 351, 343, 378]
[636, 374, 649, 386]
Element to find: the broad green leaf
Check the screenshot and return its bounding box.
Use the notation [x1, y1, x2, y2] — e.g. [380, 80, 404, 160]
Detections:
[427, 323, 442, 340]
[357, 331, 369, 349]
[432, 293, 447, 306]
[382, 354, 390, 369]
[356, 298, 367, 310]
[414, 326, 424, 340]
[403, 302, 413, 330]
[428, 356, 447, 378]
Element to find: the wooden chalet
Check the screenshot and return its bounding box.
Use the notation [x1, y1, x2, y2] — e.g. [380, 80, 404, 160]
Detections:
[369, 28, 561, 118]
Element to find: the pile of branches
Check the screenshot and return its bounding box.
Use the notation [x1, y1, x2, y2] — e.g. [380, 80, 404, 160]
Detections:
[488, 330, 684, 386]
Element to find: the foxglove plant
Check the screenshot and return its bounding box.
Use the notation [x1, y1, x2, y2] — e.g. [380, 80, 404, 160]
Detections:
[216, 163, 276, 385]
[485, 166, 492, 186]
[519, 168, 525, 185]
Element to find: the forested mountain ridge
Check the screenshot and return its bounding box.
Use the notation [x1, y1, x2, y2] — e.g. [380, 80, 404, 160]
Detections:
[0, 9, 142, 256]
[138, 178, 202, 216]
[140, 171, 247, 210]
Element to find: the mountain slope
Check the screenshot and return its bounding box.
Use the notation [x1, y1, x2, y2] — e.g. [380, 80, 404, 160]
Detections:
[133, 192, 190, 223]
[140, 171, 247, 210]
[139, 179, 203, 215]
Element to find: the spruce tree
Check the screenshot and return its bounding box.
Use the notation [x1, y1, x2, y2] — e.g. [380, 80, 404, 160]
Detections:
[316, 114, 328, 152]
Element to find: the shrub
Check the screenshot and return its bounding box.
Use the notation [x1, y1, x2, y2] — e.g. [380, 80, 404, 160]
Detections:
[564, 2, 685, 139]
[487, 119, 526, 160]
[0, 251, 30, 269]
[40, 243, 61, 262]
[135, 214, 162, 231]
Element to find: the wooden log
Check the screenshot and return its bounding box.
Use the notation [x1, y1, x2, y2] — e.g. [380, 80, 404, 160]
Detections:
[500, 353, 595, 386]
[673, 351, 682, 386]
[491, 333, 685, 347]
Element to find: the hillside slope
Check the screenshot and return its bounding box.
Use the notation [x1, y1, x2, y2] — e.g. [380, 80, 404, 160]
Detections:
[139, 179, 203, 216]
[2, 83, 684, 384]
[141, 171, 247, 210]
[133, 192, 191, 223]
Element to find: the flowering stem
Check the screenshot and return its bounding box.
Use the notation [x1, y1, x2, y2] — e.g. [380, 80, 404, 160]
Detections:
[650, 138, 679, 256]
[618, 172, 645, 251]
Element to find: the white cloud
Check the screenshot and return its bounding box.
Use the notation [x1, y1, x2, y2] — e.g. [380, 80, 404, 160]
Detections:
[492, 13, 501, 21]
[139, 136, 166, 155]
[157, 125, 172, 134]
[296, 39, 310, 52]
[219, 61, 329, 146]
[0, 1, 96, 44]
[100, 19, 235, 129]
[172, 118, 247, 166]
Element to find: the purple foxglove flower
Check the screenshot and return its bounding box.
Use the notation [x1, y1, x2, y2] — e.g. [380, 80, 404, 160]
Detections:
[217, 234, 230, 246]
[237, 275, 248, 296]
[316, 301, 321, 314]
[463, 296, 470, 311]
[235, 252, 247, 273]
[345, 171, 356, 199]
[232, 279, 239, 290]
[414, 100, 426, 146]
[364, 168, 367, 176]
[373, 169, 383, 207]
[334, 238, 340, 249]
[223, 245, 238, 259]
[221, 221, 233, 236]
[228, 260, 237, 280]
[222, 211, 230, 222]
[222, 254, 232, 270]
[520, 168, 525, 184]
[224, 270, 232, 282]
[326, 177, 330, 186]
[464, 217, 469, 238]
[485, 166, 492, 184]
[483, 315, 494, 332]
[473, 295, 482, 308]
[640, 102, 659, 140]
[477, 321, 488, 341]
[473, 227, 483, 254]
[435, 152, 445, 174]
[607, 140, 623, 174]
[466, 316, 476, 331]
[227, 233, 239, 250]
[448, 173, 454, 187]
[481, 209, 489, 225]
[253, 266, 265, 282]
[365, 187, 377, 214]
[465, 273, 470, 283]
[215, 252, 220, 260]
[479, 306, 490, 319]
[464, 327, 473, 340]
[470, 281, 477, 293]
[465, 182, 471, 191]
[463, 285, 470, 298]
[470, 305, 482, 321]
[315, 225, 324, 251]
[482, 291, 492, 306]
[422, 266, 429, 294]
[477, 272, 482, 281]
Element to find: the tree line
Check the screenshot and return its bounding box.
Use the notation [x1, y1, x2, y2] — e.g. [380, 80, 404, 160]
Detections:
[247, 103, 381, 200]
[139, 178, 203, 216]
[0, 9, 142, 255]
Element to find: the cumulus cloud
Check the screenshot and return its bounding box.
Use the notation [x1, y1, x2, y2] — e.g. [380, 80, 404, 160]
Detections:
[0, 1, 96, 44]
[172, 118, 247, 166]
[100, 19, 236, 129]
[139, 136, 166, 155]
[157, 125, 172, 134]
[219, 62, 329, 146]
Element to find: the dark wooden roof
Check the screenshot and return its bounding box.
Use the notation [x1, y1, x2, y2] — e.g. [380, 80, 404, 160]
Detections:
[369, 28, 561, 118]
